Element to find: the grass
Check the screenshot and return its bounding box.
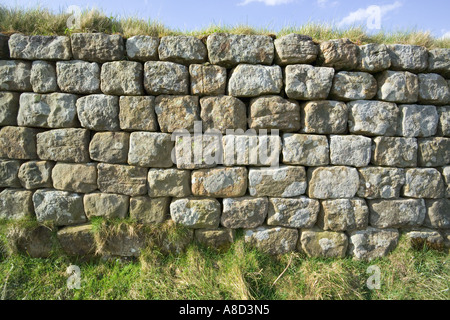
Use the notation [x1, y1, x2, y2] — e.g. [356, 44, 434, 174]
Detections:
[0, 5, 449, 48]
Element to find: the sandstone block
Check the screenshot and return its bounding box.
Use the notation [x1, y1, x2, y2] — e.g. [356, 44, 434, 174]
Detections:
[307, 166, 359, 199]
[200, 96, 246, 133]
[428, 48, 450, 77]
[0, 126, 39, 160]
[71, 33, 124, 62]
[83, 192, 129, 219]
[30, 61, 58, 93]
[285, 64, 334, 100]
[76, 94, 119, 131]
[330, 71, 377, 101]
[300, 229, 348, 258]
[195, 229, 235, 252]
[126, 35, 159, 61]
[18, 160, 54, 189]
[348, 227, 399, 260]
[148, 168, 191, 197]
[170, 197, 221, 229]
[0, 92, 19, 125]
[155, 95, 199, 133]
[174, 134, 222, 169]
[403, 168, 444, 199]
[97, 163, 147, 196]
[397, 104, 438, 138]
[57, 224, 96, 257]
[405, 229, 444, 251]
[128, 132, 174, 168]
[56, 60, 100, 94]
[418, 137, 450, 167]
[282, 133, 329, 166]
[437, 106, 450, 137]
[130, 196, 170, 225]
[0, 60, 32, 91]
[387, 44, 428, 72]
[0, 189, 34, 220]
[159, 36, 207, 64]
[330, 135, 372, 167]
[267, 197, 319, 228]
[418, 73, 450, 105]
[376, 70, 418, 103]
[119, 96, 158, 132]
[189, 64, 227, 96]
[100, 61, 144, 95]
[248, 166, 306, 197]
[368, 199, 426, 228]
[101, 225, 144, 257]
[321, 199, 369, 231]
[357, 43, 391, 72]
[9, 34, 71, 60]
[424, 199, 450, 229]
[372, 137, 417, 167]
[244, 226, 298, 255]
[52, 163, 97, 193]
[144, 61, 189, 95]
[357, 167, 405, 199]
[0, 160, 21, 188]
[191, 167, 247, 198]
[348, 100, 398, 136]
[89, 132, 129, 164]
[221, 197, 268, 229]
[228, 64, 283, 97]
[301, 100, 348, 134]
[318, 38, 359, 70]
[274, 33, 318, 65]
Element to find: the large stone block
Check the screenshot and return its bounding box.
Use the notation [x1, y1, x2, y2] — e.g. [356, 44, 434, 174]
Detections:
[405, 229, 445, 251]
[191, 167, 247, 198]
[100, 225, 144, 257]
[174, 134, 222, 169]
[321, 199, 368, 231]
[397, 104, 438, 138]
[189, 64, 227, 96]
[368, 199, 426, 228]
[52, 163, 97, 193]
[71, 33, 124, 62]
[301, 100, 348, 134]
[425, 199, 450, 229]
[228, 64, 283, 97]
[0, 189, 34, 220]
[0, 126, 39, 160]
[221, 197, 268, 229]
[274, 33, 318, 65]
[57, 224, 96, 257]
[159, 36, 207, 64]
[18, 160, 54, 189]
[267, 197, 319, 228]
[330, 135, 372, 167]
[285, 64, 334, 100]
[128, 132, 174, 168]
[76, 94, 119, 131]
[282, 134, 329, 166]
[9, 225, 54, 258]
[428, 48, 450, 78]
[387, 44, 428, 72]
[155, 95, 199, 133]
[348, 227, 399, 260]
[144, 61, 189, 95]
[119, 96, 158, 132]
[403, 168, 444, 199]
[0, 160, 21, 188]
[200, 96, 246, 133]
[83, 192, 129, 219]
[30, 61, 58, 93]
[244, 226, 298, 255]
[418, 137, 450, 167]
[437, 106, 450, 137]
[442, 166, 450, 198]
[147, 168, 191, 197]
[376, 70, 418, 103]
[318, 38, 359, 70]
[97, 163, 147, 196]
[418, 73, 450, 105]
[100, 61, 144, 96]
[299, 229, 348, 258]
[357, 167, 405, 199]
[89, 131, 129, 164]
[195, 229, 235, 252]
[248, 166, 306, 197]
[357, 43, 391, 73]
[8, 34, 71, 60]
[126, 35, 159, 61]
[307, 166, 359, 199]
[56, 60, 100, 94]
[372, 137, 417, 167]
[36, 128, 90, 163]
[348, 100, 398, 136]
[130, 196, 170, 225]
[330, 71, 377, 101]
[0, 92, 19, 126]
[0, 60, 32, 91]
[170, 197, 221, 229]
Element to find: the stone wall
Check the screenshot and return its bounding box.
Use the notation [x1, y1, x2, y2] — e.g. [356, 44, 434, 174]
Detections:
[0, 32, 449, 260]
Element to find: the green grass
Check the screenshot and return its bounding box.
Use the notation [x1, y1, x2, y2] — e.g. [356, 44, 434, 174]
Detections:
[0, 5, 449, 48]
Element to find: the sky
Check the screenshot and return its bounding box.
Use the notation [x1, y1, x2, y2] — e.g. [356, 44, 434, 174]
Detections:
[3, 0, 450, 38]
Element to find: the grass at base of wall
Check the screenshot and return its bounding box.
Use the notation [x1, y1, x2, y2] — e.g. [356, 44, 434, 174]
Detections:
[0, 233, 448, 300]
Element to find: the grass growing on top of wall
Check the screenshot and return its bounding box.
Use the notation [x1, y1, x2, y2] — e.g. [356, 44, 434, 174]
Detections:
[0, 5, 449, 48]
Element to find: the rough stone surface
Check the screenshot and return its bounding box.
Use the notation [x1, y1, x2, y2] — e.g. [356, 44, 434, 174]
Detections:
[330, 71, 377, 101]
[428, 48, 450, 78]
[321, 199, 369, 231]
[301, 100, 348, 134]
[36, 128, 90, 163]
[318, 38, 359, 70]
[126, 35, 159, 61]
[71, 33, 124, 63]
[83, 192, 129, 219]
[348, 227, 399, 260]
[405, 229, 444, 250]
[274, 34, 318, 65]
[0, 126, 39, 160]
[282, 133, 329, 166]
[18, 160, 54, 189]
[418, 73, 450, 105]
[159, 36, 207, 64]
[285, 64, 334, 100]
[357, 167, 405, 199]
[195, 229, 235, 252]
[200, 96, 246, 133]
[52, 163, 98, 193]
[30, 61, 58, 93]
[101, 61, 144, 95]
[130, 196, 170, 225]
[10, 226, 54, 258]
[0, 92, 19, 125]
[300, 229, 348, 258]
[0, 60, 32, 91]
[189, 64, 227, 96]
[418, 137, 450, 167]
[437, 106, 450, 137]
[144, 61, 189, 95]
[443, 166, 450, 198]
[0, 160, 22, 188]
[330, 135, 372, 167]
[307, 166, 359, 199]
[192, 167, 247, 198]
[376, 70, 418, 103]
[18, 93, 78, 128]
[57, 224, 96, 257]
[248, 166, 307, 197]
[174, 134, 222, 169]
[9, 34, 71, 60]
[403, 168, 444, 199]
[119, 96, 158, 132]
[387, 44, 428, 72]
[228, 64, 282, 98]
[368, 199, 426, 228]
[244, 226, 298, 255]
[207, 33, 274, 67]
[76, 94, 119, 131]
[128, 132, 174, 168]
[101, 225, 144, 257]
[170, 197, 221, 229]
[424, 199, 450, 229]
[56, 60, 100, 94]
[155, 95, 199, 133]
[33, 189, 86, 226]
[372, 137, 417, 167]
[148, 168, 191, 197]
[348, 100, 398, 136]
[89, 132, 129, 164]
[221, 197, 268, 229]
[0, 189, 34, 220]
[357, 43, 391, 73]
[97, 163, 148, 196]
[267, 197, 319, 228]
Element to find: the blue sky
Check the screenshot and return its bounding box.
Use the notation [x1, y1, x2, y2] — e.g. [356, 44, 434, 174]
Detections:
[3, 0, 450, 38]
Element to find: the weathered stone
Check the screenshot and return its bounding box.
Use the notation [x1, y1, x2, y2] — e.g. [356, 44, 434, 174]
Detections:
[318, 38, 359, 70]
[221, 197, 268, 229]
[157, 222, 194, 255]
[83, 192, 129, 219]
[52, 163, 97, 193]
[130, 196, 170, 225]
[357, 43, 391, 73]
[36, 128, 90, 163]
[300, 229, 348, 258]
[282, 133, 329, 166]
[97, 163, 147, 196]
[425, 199, 449, 229]
[33, 189, 86, 226]
[418, 137, 450, 167]
[228, 64, 283, 97]
[0, 160, 21, 188]
[0, 126, 39, 160]
[437, 106, 450, 137]
[0, 92, 19, 125]
[376, 70, 419, 103]
[200, 96, 246, 133]
[330, 71, 377, 101]
[18, 161, 53, 189]
[348, 227, 399, 260]
[71, 33, 124, 63]
[57, 224, 96, 257]
[244, 226, 298, 255]
[148, 168, 191, 197]
[248, 96, 300, 132]
[301, 100, 348, 134]
[195, 229, 235, 251]
[11, 226, 54, 258]
[368, 199, 426, 228]
[18, 93, 78, 128]
[321, 199, 369, 231]
[357, 167, 405, 199]
[100, 61, 144, 96]
[128, 132, 174, 168]
[192, 167, 247, 198]
[30, 61, 58, 93]
[9, 34, 71, 60]
[144, 61, 189, 95]
[348, 100, 398, 136]
[307, 166, 359, 199]
[0, 60, 32, 91]
[101, 225, 144, 257]
[159, 36, 207, 64]
[189, 64, 227, 96]
[248, 166, 306, 197]
[418, 73, 450, 105]
[56, 60, 100, 94]
[443, 166, 450, 198]
[403, 168, 444, 199]
[372, 137, 417, 167]
[207, 33, 274, 67]
[285, 64, 334, 100]
[77, 94, 119, 131]
[119, 96, 157, 132]
[274, 33, 318, 65]
[428, 48, 450, 78]
[330, 135, 372, 167]
[126, 35, 159, 61]
[0, 34, 9, 58]
[174, 134, 222, 169]
[170, 197, 221, 229]
[0, 189, 34, 220]
[89, 132, 129, 164]
[267, 197, 319, 228]
[387, 44, 428, 72]
[405, 229, 445, 250]
[155, 95, 199, 133]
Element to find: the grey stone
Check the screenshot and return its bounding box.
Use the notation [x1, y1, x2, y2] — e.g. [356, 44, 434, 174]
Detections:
[76, 94, 119, 131]
[267, 197, 319, 228]
[248, 166, 307, 197]
[274, 33, 318, 65]
[428, 48, 450, 78]
[376, 70, 419, 103]
[189, 64, 227, 96]
[307, 166, 360, 199]
[126, 35, 159, 61]
[174, 134, 222, 169]
[8, 34, 71, 60]
[357, 167, 405, 199]
[130, 196, 170, 225]
[200, 96, 246, 133]
[56, 60, 100, 94]
[321, 198, 369, 231]
[221, 197, 268, 229]
[425, 199, 450, 229]
[300, 229, 348, 258]
[437, 106, 450, 137]
[301, 100, 348, 134]
[119, 96, 158, 132]
[97, 163, 147, 196]
[170, 197, 221, 229]
[144, 61, 189, 95]
[0, 189, 34, 220]
[330, 71, 377, 101]
[357, 43, 391, 73]
[9, 225, 54, 258]
[0, 126, 39, 160]
[403, 168, 444, 199]
[52, 163, 97, 193]
[330, 135, 372, 167]
[0, 92, 19, 126]
[348, 100, 398, 136]
[71, 33, 124, 63]
[405, 229, 444, 251]
[192, 167, 247, 198]
[318, 38, 359, 70]
[244, 226, 298, 255]
[418, 73, 450, 105]
[147, 168, 191, 197]
[443, 166, 450, 198]
[159, 36, 207, 64]
[18, 161, 54, 189]
[0, 160, 21, 188]
[418, 137, 450, 167]
[368, 199, 426, 228]
[348, 227, 399, 260]
[0, 60, 32, 91]
[89, 132, 129, 164]
[30, 61, 58, 93]
[128, 132, 174, 168]
[195, 229, 235, 251]
[100, 61, 144, 95]
[83, 192, 129, 219]
[228, 64, 283, 97]
[285, 64, 334, 100]
[57, 224, 96, 257]
[387, 44, 428, 72]
[372, 137, 417, 167]
[155, 95, 199, 133]
[282, 133, 329, 166]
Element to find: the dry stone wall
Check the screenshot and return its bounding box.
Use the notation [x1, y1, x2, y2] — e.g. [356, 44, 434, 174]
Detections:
[0, 32, 449, 260]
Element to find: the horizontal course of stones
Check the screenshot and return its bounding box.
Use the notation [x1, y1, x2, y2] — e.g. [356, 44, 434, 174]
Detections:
[0, 32, 449, 260]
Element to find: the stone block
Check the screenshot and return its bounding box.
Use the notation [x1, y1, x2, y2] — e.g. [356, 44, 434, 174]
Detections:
[89, 132, 129, 164]
[52, 163, 97, 193]
[372, 137, 417, 167]
[285, 64, 334, 100]
[128, 132, 174, 168]
[56, 60, 100, 94]
[71, 33, 124, 62]
[0, 126, 39, 160]
[221, 197, 268, 229]
[170, 197, 221, 229]
[18, 160, 54, 189]
[267, 197, 319, 228]
[144, 61, 189, 95]
[330, 71, 377, 101]
[282, 133, 329, 166]
[191, 167, 247, 198]
[248, 166, 306, 197]
[301, 100, 348, 134]
[97, 163, 148, 196]
[76, 94, 119, 131]
[147, 168, 191, 197]
[159, 36, 207, 64]
[119, 96, 158, 132]
[228, 64, 283, 97]
[348, 100, 398, 136]
[330, 135, 372, 167]
[100, 61, 144, 95]
[274, 33, 318, 65]
[83, 192, 129, 219]
[155, 95, 199, 133]
[307, 166, 359, 199]
[8, 34, 71, 60]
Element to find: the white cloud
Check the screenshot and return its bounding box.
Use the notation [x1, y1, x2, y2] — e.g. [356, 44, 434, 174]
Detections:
[317, 0, 339, 8]
[338, 1, 402, 27]
[238, 0, 294, 6]
[442, 31, 450, 39]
